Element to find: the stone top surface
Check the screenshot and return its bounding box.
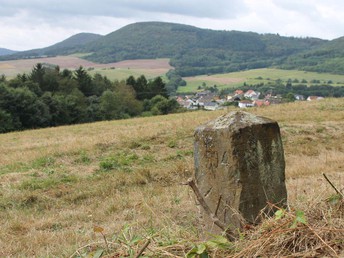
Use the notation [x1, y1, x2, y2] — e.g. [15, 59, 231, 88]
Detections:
[196, 111, 276, 131]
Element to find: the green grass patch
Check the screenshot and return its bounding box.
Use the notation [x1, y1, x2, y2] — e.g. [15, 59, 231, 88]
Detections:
[74, 150, 91, 165]
[0, 162, 31, 175]
[68, 53, 93, 58]
[180, 68, 344, 93]
[99, 151, 139, 172]
[31, 156, 55, 168]
[128, 140, 151, 150]
[19, 174, 78, 190]
[89, 68, 168, 81]
[0, 156, 56, 175]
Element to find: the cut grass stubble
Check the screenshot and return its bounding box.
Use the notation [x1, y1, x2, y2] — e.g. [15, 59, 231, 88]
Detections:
[0, 99, 343, 256]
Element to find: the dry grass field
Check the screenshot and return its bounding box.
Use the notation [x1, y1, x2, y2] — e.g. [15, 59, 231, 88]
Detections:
[0, 56, 172, 79]
[0, 99, 343, 257]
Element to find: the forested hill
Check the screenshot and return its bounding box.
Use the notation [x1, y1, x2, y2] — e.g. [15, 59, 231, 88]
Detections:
[280, 36, 344, 74]
[41, 32, 103, 56]
[0, 48, 17, 56]
[82, 22, 327, 76]
[4, 22, 344, 76]
[1, 33, 102, 59]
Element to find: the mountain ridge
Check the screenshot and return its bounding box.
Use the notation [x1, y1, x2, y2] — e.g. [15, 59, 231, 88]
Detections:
[1, 32, 102, 59]
[0, 47, 17, 56]
[1, 21, 343, 75]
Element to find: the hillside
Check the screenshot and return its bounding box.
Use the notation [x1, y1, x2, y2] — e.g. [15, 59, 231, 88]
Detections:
[1, 32, 102, 59]
[3, 21, 344, 76]
[0, 99, 343, 256]
[281, 36, 344, 74]
[82, 22, 327, 76]
[41, 32, 103, 56]
[0, 47, 17, 56]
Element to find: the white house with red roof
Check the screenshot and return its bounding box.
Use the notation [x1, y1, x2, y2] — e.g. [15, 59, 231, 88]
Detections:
[307, 96, 324, 101]
[238, 99, 254, 108]
[244, 90, 260, 100]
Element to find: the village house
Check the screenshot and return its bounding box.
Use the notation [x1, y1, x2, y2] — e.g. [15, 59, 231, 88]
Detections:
[294, 94, 305, 101]
[196, 90, 212, 98]
[234, 89, 244, 95]
[233, 89, 244, 100]
[254, 99, 270, 107]
[182, 100, 198, 110]
[238, 99, 254, 108]
[226, 94, 235, 101]
[265, 94, 283, 104]
[307, 96, 324, 101]
[244, 90, 261, 100]
[176, 97, 198, 110]
[177, 85, 308, 112]
[197, 94, 216, 107]
[204, 102, 220, 111]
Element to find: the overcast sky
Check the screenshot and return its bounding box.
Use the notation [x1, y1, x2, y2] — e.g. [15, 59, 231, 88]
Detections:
[1, 0, 344, 51]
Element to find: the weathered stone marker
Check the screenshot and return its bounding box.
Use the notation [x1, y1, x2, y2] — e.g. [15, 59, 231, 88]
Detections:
[194, 111, 287, 235]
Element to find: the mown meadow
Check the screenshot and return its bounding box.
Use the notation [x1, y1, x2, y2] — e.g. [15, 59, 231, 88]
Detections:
[0, 99, 343, 257]
[180, 68, 344, 93]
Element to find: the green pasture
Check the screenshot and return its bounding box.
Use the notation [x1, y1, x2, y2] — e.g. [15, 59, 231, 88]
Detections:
[69, 52, 94, 58]
[179, 68, 344, 93]
[178, 79, 242, 93]
[88, 67, 168, 81]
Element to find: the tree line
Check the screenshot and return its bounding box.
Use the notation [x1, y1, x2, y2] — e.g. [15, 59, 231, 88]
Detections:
[0, 64, 180, 133]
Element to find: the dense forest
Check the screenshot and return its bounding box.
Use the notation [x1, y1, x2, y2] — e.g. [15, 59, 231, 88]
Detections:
[0, 64, 180, 133]
[5, 22, 344, 77]
[280, 37, 344, 74]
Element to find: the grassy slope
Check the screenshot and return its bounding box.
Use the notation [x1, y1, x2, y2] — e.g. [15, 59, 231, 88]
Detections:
[88, 67, 155, 81]
[180, 68, 344, 93]
[0, 99, 344, 256]
[0, 57, 171, 79]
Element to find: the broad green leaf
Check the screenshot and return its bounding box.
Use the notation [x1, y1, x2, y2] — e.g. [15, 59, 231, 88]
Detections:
[206, 235, 232, 249]
[295, 210, 307, 224]
[200, 252, 210, 258]
[290, 210, 307, 228]
[275, 209, 285, 220]
[186, 246, 198, 258]
[196, 244, 207, 254]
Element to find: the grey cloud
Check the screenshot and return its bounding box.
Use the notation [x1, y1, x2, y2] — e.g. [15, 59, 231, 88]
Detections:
[0, 0, 247, 20]
[272, 0, 320, 18]
[1, 0, 344, 50]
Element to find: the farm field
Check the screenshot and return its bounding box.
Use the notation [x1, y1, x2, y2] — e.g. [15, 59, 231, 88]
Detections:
[0, 99, 343, 257]
[0, 56, 172, 79]
[2, 55, 344, 93]
[180, 68, 344, 93]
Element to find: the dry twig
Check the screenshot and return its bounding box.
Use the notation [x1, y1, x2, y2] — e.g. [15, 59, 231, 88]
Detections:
[323, 173, 344, 198]
[135, 238, 151, 258]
